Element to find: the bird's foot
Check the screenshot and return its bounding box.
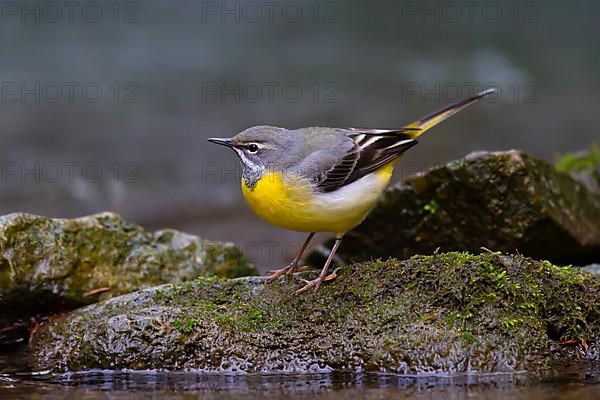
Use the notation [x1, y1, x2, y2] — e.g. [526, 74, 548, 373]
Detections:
[266, 264, 310, 283]
[294, 268, 339, 295]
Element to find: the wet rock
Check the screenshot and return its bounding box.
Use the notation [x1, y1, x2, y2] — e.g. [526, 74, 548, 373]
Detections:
[581, 264, 600, 275]
[0, 212, 256, 324]
[312, 151, 600, 266]
[30, 252, 599, 374]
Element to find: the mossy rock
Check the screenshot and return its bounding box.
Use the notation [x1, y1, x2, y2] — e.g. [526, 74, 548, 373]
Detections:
[30, 253, 598, 374]
[311, 151, 600, 267]
[0, 212, 256, 325]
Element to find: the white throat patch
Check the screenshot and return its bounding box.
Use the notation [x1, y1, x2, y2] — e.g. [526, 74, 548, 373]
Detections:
[235, 149, 265, 190]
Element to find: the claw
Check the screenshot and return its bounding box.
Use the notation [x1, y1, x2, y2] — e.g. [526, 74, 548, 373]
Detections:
[265, 263, 296, 283]
[266, 264, 315, 283]
[294, 268, 339, 295]
[323, 267, 340, 282]
[294, 278, 319, 295]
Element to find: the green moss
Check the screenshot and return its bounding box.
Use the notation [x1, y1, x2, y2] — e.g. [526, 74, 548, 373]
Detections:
[172, 318, 198, 335]
[0, 212, 257, 325]
[161, 282, 285, 333]
[457, 329, 478, 345]
[153, 288, 166, 301]
[31, 252, 599, 374]
[555, 144, 600, 172]
[423, 199, 439, 214]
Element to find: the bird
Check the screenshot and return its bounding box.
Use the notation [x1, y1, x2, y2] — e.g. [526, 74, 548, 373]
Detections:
[208, 89, 496, 294]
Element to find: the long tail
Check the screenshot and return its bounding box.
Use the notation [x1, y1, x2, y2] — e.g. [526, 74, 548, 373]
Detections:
[404, 88, 496, 139]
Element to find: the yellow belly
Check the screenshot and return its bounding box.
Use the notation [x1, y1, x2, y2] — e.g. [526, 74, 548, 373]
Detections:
[241, 163, 395, 236]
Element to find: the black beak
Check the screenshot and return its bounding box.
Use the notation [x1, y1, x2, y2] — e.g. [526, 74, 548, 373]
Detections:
[208, 137, 234, 148]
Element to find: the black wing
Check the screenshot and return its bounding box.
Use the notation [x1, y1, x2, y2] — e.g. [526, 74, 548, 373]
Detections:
[314, 90, 497, 192]
[316, 128, 418, 192]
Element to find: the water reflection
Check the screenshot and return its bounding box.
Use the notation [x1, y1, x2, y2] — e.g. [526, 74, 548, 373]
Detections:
[1, 365, 599, 400]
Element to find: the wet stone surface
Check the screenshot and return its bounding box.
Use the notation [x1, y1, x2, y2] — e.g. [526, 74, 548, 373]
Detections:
[29, 252, 599, 375]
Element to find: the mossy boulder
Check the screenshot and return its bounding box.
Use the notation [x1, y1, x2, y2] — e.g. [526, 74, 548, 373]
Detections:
[30, 252, 598, 374]
[0, 212, 256, 325]
[312, 151, 600, 267]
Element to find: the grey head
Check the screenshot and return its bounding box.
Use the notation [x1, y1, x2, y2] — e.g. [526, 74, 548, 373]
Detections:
[209, 125, 355, 190]
[208, 126, 292, 190]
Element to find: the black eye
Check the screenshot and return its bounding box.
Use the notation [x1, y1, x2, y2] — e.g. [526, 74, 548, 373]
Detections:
[247, 143, 259, 153]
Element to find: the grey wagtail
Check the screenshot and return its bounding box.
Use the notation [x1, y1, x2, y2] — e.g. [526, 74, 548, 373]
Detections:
[209, 89, 495, 294]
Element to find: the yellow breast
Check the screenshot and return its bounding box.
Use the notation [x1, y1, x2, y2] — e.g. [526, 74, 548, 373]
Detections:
[241, 163, 395, 236]
[241, 172, 315, 232]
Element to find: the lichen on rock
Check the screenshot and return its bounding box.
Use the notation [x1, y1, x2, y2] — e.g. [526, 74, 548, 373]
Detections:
[0, 212, 256, 324]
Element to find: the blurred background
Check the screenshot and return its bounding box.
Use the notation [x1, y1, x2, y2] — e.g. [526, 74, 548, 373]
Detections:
[1, 0, 598, 271]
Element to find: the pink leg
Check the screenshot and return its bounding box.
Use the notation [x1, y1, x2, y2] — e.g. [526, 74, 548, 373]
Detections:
[295, 237, 342, 295]
[266, 232, 315, 283]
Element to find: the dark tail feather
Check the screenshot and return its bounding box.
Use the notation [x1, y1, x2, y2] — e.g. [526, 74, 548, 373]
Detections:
[404, 88, 496, 138]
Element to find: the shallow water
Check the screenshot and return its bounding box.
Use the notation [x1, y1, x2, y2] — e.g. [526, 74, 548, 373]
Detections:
[1, 365, 599, 400]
